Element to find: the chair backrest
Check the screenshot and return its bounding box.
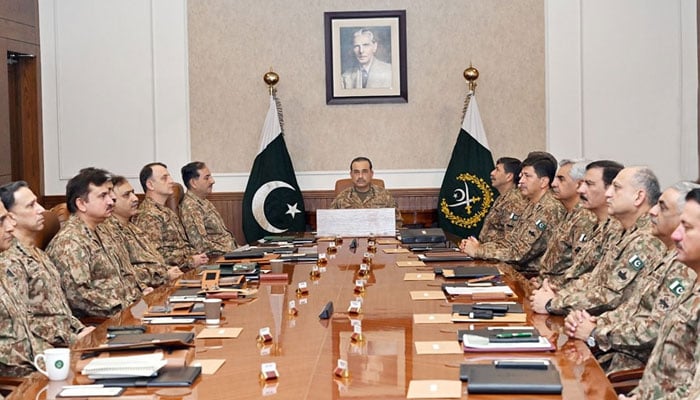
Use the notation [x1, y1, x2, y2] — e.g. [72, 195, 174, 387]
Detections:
[50, 203, 70, 227]
[36, 210, 61, 250]
[334, 178, 385, 197]
[166, 182, 185, 213]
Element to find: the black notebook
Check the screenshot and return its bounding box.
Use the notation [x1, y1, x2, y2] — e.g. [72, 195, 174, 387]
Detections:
[223, 249, 266, 260]
[460, 364, 562, 394]
[96, 366, 202, 387]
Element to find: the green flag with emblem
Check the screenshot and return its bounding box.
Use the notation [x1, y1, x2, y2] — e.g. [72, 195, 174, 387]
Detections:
[437, 92, 497, 238]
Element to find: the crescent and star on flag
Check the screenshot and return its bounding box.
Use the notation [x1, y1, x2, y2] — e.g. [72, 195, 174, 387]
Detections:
[251, 180, 301, 233]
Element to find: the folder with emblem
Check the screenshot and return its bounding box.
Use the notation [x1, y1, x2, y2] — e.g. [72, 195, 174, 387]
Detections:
[399, 228, 446, 244]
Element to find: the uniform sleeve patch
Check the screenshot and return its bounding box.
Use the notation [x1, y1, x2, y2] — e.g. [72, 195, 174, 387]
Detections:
[668, 279, 686, 297]
[628, 254, 644, 271]
[535, 220, 547, 231]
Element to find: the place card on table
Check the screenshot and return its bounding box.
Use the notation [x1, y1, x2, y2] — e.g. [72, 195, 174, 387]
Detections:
[406, 380, 462, 399]
[410, 291, 446, 301]
[414, 341, 463, 355]
[404, 272, 435, 281]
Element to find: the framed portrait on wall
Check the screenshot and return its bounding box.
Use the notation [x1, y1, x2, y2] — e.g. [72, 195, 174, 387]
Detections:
[324, 10, 407, 105]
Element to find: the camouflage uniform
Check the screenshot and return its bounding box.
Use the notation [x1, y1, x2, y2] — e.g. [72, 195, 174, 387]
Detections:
[179, 191, 237, 254]
[536, 203, 597, 285]
[133, 196, 197, 270]
[100, 216, 168, 287]
[330, 184, 403, 227]
[548, 214, 666, 315]
[629, 284, 700, 399]
[0, 239, 84, 346]
[474, 190, 565, 274]
[0, 272, 50, 377]
[556, 217, 623, 289]
[46, 215, 140, 318]
[478, 186, 527, 242]
[593, 251, 696, 373]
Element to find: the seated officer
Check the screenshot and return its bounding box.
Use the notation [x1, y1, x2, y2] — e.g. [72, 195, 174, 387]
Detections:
[47, 168, 142, 318]
[530, 166, 666, 316]
[134, 162, 208, 270]
[565, 181, 699, 374]
[532, 159, 597, 287]
[478, 156, 526, 242]
[540, 160, 624, 288]
[0, 181, 93, 346]
[330, 156, 402, 227]
[99, 175, 181, 286]
[179, 161, 237, 255]
[0, 200, 51, 377]
[461, 153, 565, 274]
[621, 188, 700, 399]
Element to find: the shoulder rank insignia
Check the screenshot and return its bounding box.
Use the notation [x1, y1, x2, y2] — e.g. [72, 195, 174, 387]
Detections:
[628, 254, 644, 271]
[658, 297, 670, 310]
[510, 213, 519, 221]
[535, 220, 547, 231]
[668, 279, 686, 296]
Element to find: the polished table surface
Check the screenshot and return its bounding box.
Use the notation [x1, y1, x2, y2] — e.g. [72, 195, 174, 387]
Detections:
[11, 239, 618, 399]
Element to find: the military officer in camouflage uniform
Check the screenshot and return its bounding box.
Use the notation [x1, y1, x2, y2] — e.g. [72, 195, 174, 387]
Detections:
[134, 162, 208, 271]
[565, 181, 700, 374]
[100, 176, 179, 287]
[461, 153, 565, 274]
[531, 167, 666, 316]
[179, 161, 237, 255]
[0, 199, 52, 376]
[0, 181, 93, 346]
[621, 188, 700, 399]
[330, 157, 403, 227]
[533, 159, 597, 287]
[47, 168, 142, 318]
[478, 157, 526, 242]
[550, 160, 624, 288]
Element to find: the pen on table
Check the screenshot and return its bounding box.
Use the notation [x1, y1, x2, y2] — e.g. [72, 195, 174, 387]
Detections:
[467, 275, 496, 284]
[495, 332, 532, 338]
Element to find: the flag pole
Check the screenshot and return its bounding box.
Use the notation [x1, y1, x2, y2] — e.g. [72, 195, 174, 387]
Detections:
[263, 67, 279, 95]
[461, 64, 479, 121]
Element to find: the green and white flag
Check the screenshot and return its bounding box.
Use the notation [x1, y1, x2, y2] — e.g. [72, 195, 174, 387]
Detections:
[437, 93, 497, 238]
[242, 95, 306, 243]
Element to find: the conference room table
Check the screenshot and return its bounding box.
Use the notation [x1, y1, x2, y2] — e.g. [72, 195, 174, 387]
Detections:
[11, 238, 618, 399]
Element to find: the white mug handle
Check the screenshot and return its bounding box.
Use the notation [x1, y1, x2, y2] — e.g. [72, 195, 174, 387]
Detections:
[33, 353, 49, 377]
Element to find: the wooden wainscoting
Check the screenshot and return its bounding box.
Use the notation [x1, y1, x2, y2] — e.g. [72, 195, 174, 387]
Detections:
[42, 188, 440, 245]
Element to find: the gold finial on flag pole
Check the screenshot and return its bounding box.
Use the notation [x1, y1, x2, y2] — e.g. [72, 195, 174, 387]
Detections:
[263, 67, 279, 95]
[463, 64, 479, 93]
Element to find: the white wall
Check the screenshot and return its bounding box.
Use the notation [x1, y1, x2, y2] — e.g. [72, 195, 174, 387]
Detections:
[547, 0, 698, 187]
[39, 0, 697, 194]
[39, 0, 190, 195]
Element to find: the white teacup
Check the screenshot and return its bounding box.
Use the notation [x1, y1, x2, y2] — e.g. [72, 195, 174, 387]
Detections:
[33, 348, 70, 381]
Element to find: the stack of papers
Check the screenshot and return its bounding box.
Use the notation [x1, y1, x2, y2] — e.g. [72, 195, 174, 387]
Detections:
[82, 353, 167, 379]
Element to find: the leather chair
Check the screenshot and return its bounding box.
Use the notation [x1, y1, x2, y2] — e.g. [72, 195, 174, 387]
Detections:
[36, 210, 61, 250]
[50, 203, 70, 227]
[334, 178, 385, 197]
[607, 367, 644, 395]
[0, 376, 25, 398]
[166, 182, 185, 213]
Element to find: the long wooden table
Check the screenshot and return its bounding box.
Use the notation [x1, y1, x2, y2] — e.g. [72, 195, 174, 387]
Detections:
[11, 239, 618, 399]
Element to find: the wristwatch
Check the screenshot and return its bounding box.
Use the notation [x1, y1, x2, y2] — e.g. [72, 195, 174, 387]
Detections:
[544, 298, 554, 314]
[586, 328, 597, 348]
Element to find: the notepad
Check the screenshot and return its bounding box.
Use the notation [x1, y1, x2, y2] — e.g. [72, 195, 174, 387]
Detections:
[413, 314, 453, 324]
[196, 328, 242, 339]
[82, 353, 167, 379]
[414, 341, 463, 355]
[404, 272, 435, 281]
[397, 260, 427, 268]
[406, 380, 462, 398]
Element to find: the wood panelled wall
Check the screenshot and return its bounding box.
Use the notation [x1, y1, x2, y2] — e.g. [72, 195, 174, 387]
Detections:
[42, 188, 440, 245]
